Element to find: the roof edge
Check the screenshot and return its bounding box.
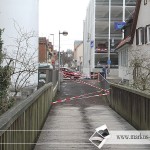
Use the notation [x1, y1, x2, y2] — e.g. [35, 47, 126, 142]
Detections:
[130, 0, 142, 44]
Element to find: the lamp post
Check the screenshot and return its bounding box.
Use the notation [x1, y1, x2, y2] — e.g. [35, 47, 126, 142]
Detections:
[108, 0, 111, 75]
[58, 31, 68, 91]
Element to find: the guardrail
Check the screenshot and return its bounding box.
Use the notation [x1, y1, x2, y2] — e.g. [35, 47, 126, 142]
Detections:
[98, 73, 110, 90]
[110, 83, 150, 130]
[0, 83, 54, 150]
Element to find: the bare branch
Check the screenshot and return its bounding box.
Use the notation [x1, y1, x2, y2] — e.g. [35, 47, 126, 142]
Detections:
[127, 48, 150, 91]
[3, 22, 38, 96]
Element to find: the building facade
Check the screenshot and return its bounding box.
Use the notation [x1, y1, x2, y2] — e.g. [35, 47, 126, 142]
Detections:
[39, 37, 48, 63]
[83, 0, 136, 77]
[74, 41, 83, 72]
[116, 0, 150, 86]
[39, 37, 54, 63]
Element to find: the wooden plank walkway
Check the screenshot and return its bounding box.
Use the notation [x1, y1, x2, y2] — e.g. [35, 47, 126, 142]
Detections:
[34, 80, 150, 150]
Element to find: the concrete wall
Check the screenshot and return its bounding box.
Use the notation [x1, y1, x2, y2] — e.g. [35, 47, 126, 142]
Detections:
[74, 42, 83, 72]
[75, 43, 83, 64]
[119, 66, 130, 80]
[110, 83, 150, 130]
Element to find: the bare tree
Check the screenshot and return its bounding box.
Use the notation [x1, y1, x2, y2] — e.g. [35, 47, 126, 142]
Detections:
[0, 29, 13, 113]
[128, 48, 150, 91]
[61, 50, 74, 67]
[5, 21, 38, 97]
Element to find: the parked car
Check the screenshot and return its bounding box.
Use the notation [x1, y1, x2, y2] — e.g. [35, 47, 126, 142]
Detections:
[60, 67, 81, 79]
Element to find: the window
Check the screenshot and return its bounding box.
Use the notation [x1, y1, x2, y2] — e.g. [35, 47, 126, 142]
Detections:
[138, 29, 142, 44]
[133, 65, 141, 80]
[120, 48, 128, 67]
[136, 27, 144, 45]
[146, 25, 150, 43]
[94, 53, 118, 68]
[144, 0, 147, 5]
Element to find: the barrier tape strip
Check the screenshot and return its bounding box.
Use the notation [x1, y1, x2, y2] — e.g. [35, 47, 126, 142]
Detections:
[52, 89, 110, 104]
[74, 79, 108, 91]
[53, 75, 110, 105]
[74, 79, 110, 95]
[52, 90, 102, 104]
[52, 93, 110, 104]
[74, 79, 100, 89]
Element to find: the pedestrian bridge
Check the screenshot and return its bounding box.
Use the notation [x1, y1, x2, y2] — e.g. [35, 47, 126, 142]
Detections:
[0, 77, 150, 150]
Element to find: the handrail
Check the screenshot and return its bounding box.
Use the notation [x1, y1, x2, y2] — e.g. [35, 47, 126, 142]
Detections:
[0, 82, 54, 150]
[110, 82, 150, 99]
[98, 73, 110, 90]
[0, 83, 53, 134]
[110, 83, 150, 130]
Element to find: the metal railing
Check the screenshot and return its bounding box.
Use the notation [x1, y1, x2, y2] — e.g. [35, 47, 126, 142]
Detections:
[98, 73, 110, 91]
[0, 83, 53, 150]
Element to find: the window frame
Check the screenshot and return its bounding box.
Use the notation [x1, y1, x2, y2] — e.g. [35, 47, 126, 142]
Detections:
[144, 0, 147, 5]
[120, 48, 128, 67]
[146, 25, 150, 44]
[136, 27, 144, 45]
[138, 28, 142, 45]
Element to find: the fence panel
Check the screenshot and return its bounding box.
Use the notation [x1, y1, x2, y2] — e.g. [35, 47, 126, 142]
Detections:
[0, 83, 53, 150]
[110, 83, 150, 130]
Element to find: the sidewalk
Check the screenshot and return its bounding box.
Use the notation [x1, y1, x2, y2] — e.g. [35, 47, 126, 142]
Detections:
[34, 79, 150, 150]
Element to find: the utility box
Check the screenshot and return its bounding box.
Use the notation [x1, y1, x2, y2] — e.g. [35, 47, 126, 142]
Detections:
[38, 63, 53, 88]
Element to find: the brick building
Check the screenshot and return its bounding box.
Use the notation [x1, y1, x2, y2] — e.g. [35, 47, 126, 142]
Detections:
[39, 37, 53, 63]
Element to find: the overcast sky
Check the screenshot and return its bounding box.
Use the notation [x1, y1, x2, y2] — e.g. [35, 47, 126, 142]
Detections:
[39, 0, 90, 51]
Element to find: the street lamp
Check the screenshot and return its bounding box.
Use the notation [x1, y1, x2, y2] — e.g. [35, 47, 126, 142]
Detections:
[58, 31, 68, 91]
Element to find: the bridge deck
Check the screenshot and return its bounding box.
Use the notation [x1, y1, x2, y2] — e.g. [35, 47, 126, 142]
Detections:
[34, 80, 150, 150]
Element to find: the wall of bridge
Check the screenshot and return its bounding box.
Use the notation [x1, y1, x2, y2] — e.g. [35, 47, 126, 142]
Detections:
[109, 83, 150, 130]
[0, 82, 57, 150]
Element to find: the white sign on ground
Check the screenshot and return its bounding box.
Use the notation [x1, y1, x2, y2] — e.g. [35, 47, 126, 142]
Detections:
[89, 124, 110, 149]
[90, 125, 150, 149]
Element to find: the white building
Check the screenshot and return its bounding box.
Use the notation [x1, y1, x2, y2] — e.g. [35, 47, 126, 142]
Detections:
[116, 0, 150, 85]
[0, 0, 39, 88]
[74, 41, 83, 72]
[83, 0, 135, 77]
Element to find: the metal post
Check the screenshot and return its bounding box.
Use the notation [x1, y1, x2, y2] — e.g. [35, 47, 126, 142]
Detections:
[58, 31, 68, 91]
[58, 31, 61, 91]
[108, 0, 111, 75]
[122, 0, 126, 39]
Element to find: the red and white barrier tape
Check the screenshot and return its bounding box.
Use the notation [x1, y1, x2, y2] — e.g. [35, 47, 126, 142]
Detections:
[53, 75, 110, 105]
[52, 89, 110, 104]
[52, 90, 102, 104]
[73, 79, 110, 96]
[74, 79, 102, 90]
